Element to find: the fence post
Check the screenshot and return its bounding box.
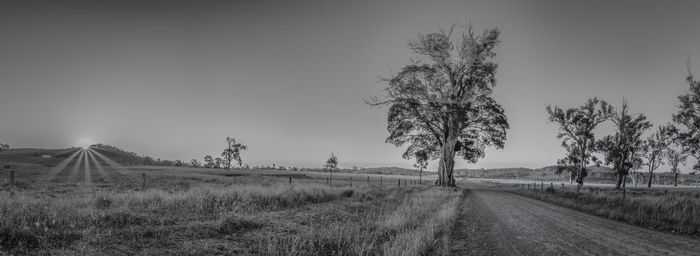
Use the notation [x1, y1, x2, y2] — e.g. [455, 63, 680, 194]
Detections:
[541, 182, 544, 191]
[289, 176, 292, 184]
[561, 183, 564, 189]
[380, 176, 383, 185]
[596, 187, 599, 195]
[350, 177, 352, 187]
[367, 176, 370, 185]
[550, 182, 553, 190]
[142, 173, 147, 189]
[398, 179, 401, 187]
[9, 170, 16, 185]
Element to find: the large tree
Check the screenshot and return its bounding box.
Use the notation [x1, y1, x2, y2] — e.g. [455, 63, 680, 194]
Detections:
[221, 137, 247, 170]
[672, 65, 700, 171]
[367, 25, 509, 186]
[547, 98, 614, 185]
[596, 100, 651, 189]
[641, 126, 670, 188]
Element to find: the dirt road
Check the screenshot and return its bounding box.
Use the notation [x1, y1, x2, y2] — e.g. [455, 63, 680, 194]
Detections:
[449, 182, 700, 255]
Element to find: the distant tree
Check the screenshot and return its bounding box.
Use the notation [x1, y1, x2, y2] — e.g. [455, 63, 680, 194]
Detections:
[214, 158, 223, 168]
[641, 126, 670, 188]
[0, 143, 8, 153]
[324, 153, 338, 183]
[175, 160, 184, 167]
[221, 137, 247, 170]
[190, 159, 201, 168]
[547, 98, 614, 185]
[596, 100, 651, 189]
[366, 24, 509, 186]
[664, 125, 689, 187]
[672, 63, 700, 171]
[413, 150, 429, 183]
[203, 155, 214, 168]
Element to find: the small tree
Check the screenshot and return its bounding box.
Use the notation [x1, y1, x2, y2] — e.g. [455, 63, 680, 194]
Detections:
[324, 153, 338, 184]
[596, 100, 651, 189]
[0, 143, 8, 153]
[641, 126, 670, 188]
[190, 159, 201, 168]
[221, 137, 248, 170]
[665, 126, 689, 187]
[547, 98, 614, 185]
[413, 150, 430, 183]
[214, 158, 222, 168]
[203, 155, 214, 168]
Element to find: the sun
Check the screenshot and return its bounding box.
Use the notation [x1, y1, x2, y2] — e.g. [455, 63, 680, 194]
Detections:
[75, 137, 96, 149]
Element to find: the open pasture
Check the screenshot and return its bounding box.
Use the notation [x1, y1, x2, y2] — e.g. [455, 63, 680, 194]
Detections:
[0, 149, 457, 255]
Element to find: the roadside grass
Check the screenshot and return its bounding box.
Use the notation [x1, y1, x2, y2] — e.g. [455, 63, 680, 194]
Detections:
[507, 184, 700, 237]
[1, 181, 461, 255]
[255, 186, 461, 256]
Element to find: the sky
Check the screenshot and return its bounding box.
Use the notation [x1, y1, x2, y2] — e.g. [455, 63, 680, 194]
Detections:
[1, 0, 700, 171]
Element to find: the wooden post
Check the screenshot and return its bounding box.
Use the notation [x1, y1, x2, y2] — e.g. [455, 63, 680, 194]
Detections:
[141, 173, 147, 189]
[550, 182, 553, 189]
[562, 183, 565, 189]
[9, 170, 16, 185]
[380, 176, 382, 185]
[541, 182, 544, 191]
[350, 177, 352, 187]
[367, 176, 370, 185]
[398, 179, 401, 187]
[596, 187, 599, 195]
[289, 176, 292, 184]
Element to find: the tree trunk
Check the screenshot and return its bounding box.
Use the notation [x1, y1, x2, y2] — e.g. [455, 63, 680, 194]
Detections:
[647, 171, 653, 188]
[622, 174, 627, 188]
[615, 172, 624, 189]
[436, 137, 458, 187]
[575, 166, 585, 185]
[631, 172, 638, 187]
[674, 172, 678, 187]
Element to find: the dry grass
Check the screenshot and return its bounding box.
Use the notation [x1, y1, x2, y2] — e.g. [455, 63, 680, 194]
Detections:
[256, 187, 461, 256]
[1, 181, 461, 255]
[508, 184, 700, 236]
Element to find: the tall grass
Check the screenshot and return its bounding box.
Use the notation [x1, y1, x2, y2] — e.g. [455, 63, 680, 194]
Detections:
[510, 186, 700, 236]
[0, 183, 356, 253]
[256, 187, 462, 256]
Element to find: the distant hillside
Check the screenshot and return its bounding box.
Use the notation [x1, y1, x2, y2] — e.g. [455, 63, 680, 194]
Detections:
[0, 147, 79, 166]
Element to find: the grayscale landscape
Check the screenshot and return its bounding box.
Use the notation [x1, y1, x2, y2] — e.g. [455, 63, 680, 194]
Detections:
[1, 1, 700, 255]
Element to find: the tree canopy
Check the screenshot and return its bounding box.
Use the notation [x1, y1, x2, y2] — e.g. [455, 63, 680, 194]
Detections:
[672, 65, 700, 170]
[368, 24, 509, 186]
[547, 98, 614, 185]
[596, 100, 651, 189]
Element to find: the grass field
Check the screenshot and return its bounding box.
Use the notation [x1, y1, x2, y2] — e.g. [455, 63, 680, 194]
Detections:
[0, 153, 459, 255]
[499, 182, 700, 237]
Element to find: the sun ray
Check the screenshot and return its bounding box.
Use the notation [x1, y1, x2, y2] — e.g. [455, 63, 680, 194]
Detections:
[43, 148, 81, 182]
[83, 148, 92, 186]
[67, 149, 85, 183]
[88, 148, 137, 183]
[86, 149, 110, 183]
